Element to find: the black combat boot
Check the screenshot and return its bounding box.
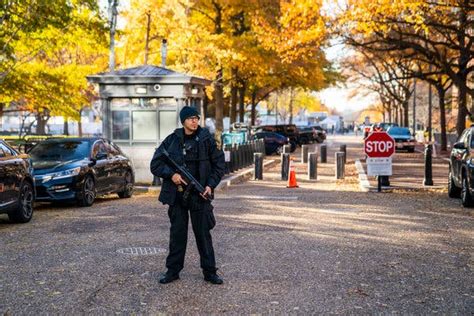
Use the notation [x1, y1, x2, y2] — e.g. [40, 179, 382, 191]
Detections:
[159, 272, 179, 284]
[204, 273, 223, 285]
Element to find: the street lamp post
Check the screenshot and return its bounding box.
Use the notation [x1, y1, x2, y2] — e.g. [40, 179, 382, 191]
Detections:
[428, 65, 433, 142]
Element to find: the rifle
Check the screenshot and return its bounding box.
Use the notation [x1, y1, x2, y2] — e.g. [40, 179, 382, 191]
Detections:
[161, 148, 213, 201]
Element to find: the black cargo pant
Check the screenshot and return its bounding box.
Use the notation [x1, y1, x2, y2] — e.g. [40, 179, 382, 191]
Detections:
[165, 196, 217, 276]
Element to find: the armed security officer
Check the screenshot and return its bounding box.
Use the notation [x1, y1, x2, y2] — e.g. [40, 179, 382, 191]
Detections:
[150, 106, 226, 285]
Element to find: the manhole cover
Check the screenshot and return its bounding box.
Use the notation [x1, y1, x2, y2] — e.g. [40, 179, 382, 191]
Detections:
[116, 247, 166, 255]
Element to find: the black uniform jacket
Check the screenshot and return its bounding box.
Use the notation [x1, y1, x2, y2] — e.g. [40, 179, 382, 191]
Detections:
[150, 126, 225, 206]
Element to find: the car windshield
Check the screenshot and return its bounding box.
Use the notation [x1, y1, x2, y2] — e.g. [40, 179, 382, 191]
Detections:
[29, 140, 91, 161]
[388, 128, 411, 136]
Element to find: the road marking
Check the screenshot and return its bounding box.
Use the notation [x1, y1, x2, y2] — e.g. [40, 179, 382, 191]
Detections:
[218, 195, 299, 201]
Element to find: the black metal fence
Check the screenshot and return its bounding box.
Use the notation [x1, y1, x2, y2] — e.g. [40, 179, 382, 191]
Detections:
[223, 139, 266, 174]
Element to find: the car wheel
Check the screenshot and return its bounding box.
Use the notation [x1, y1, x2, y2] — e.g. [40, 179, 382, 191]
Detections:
[118, 171, 134, 198]
[8, 181, 34, 223]
[78, 175, 96, 207]
[461, 173, 474, 207]
[448, 168, 461, 198]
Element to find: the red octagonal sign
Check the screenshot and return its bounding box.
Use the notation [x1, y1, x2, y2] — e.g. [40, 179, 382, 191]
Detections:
[364, 132, 395, 158]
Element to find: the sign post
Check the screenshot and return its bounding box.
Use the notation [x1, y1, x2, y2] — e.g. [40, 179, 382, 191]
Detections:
[364, 132, 395, 192]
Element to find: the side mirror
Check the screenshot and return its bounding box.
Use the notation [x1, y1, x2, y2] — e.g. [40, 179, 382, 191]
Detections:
[453, 142, 466, 150]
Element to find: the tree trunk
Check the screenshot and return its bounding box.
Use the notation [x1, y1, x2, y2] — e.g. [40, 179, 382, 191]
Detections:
[230, 69, 238, 124]
[0, 103, 3, 130]
[250, 90, 257, 126]
[437, 86, 447, 152]
[403, 101, 409, 127]
[456, 78, 468, 136]
[214, 69, 224, 134]
[288, 88, 294, 124]
[144, 11, 151, 65]
[36, 113, 47, 135]
[238, 81, 246, 123]
[63, 118, 69, 136]
[108, 0, 118, 72]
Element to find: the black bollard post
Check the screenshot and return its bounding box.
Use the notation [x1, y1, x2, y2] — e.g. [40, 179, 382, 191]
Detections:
[283, 144, 291, 154]
[236, 144, 242, 169]
[301, 145, 309, 163]
[340, 144, 347, 164]
[224, 145, 230, 174]
[281, 153, 290, 181]
[229, 145, 235, 173]
[308, 152, 318, 180]
[320, 144, 327, 163]
[424, 144, 433, 186]
[152, 176, 161, 186]
[254, 153, 263, 180]
[335, 152, 345, 179]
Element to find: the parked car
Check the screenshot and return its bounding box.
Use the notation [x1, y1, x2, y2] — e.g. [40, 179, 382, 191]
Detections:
[253, 132, 295, 155]
[29, 138, 134, 206]
[387, 127, 415, 152]
[312, 126, 327, 143]
[255, 124, 300, 147]
[296, 126, 315, 144]
[448, 126, 474, 206]
[0, 139, 35, 223]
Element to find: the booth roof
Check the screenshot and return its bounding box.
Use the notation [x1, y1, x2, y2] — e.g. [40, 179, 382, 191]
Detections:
[87, 65, 211, 85]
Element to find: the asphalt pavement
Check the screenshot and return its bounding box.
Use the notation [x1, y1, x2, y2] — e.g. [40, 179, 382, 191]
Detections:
[0, 134, 472, 314]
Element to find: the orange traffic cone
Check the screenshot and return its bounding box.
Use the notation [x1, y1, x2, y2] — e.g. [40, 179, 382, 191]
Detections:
[287, 160, 299, 188]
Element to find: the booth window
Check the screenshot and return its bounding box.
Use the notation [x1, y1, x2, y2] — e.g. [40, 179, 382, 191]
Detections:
[112, 111, 130, 140]
[133, 111, 157, 140]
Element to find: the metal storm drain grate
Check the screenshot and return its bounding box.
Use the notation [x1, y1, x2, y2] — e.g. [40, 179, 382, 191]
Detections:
[116, 247, 166, 256]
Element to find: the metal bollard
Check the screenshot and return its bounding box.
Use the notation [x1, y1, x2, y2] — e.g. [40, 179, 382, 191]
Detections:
[254, 153, 263, 180]
[224, 145, 230, 174]
[152, 176, 161, 186]
[308, 152, 318, 180]
[236, 144, 242, 169]
[320, 144, 327, 163]
[335, 152, 345, 179]
[424, 144, 433, 186]
[283, 144, 291, 154]
[339, 144, 346, 164]
[281, 153, 290, 181]
[301, 145, 309, 163]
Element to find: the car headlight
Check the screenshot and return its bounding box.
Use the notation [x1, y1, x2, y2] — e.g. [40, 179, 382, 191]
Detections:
[36, 167, 81, 182]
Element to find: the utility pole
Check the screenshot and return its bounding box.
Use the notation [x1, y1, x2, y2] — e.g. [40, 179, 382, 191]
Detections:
[108, 0, 119, 72]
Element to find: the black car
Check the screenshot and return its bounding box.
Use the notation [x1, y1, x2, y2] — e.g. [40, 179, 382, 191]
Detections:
[448, 127, 474, 207]
[0, 140, 35, 223]
[255, 124, 300, 147]
[29, 138, 134, 206]
[253, 132, 295, 155]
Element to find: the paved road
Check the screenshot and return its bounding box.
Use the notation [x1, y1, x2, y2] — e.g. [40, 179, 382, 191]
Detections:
[0, 135, 472, 314]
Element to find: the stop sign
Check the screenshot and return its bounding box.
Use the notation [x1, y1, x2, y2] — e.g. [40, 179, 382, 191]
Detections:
[364, 132, 395, 158]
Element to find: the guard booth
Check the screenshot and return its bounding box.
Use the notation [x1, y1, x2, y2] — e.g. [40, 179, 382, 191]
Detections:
[87, 65, 211, 183]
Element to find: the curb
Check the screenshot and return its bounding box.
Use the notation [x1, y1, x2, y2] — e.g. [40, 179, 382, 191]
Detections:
[355, 159, 370, 192]
[134, 159, 278, 194]
[215, 159, 277, 191]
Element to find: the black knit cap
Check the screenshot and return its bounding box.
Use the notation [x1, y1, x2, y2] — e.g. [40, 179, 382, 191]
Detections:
[179, 106, 200, 123]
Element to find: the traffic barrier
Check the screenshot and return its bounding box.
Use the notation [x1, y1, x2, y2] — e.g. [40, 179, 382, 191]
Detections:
[424, 144, 433, 186]
[281, 153, 290, 181]
[301, 145, 309, 163]
[254, 153, 263, 180]
[320, 144, 327, 163]
[308, 152, 318, 180]
[340, 144, 346, 164]
[287, 160, 299, 188]
[335, 152, 345, 179]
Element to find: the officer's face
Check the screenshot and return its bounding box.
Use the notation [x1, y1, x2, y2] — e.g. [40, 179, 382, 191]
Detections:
[183, 116, 200, 134]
